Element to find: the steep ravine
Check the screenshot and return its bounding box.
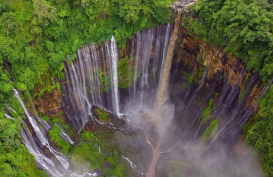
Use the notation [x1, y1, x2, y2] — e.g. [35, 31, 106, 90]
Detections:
[32, 23, 265, 177]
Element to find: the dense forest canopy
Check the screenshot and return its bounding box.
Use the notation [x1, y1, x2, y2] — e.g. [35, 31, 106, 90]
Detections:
[1, 0, 273, 176]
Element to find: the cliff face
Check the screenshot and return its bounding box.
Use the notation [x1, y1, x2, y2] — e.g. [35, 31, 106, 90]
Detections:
[155, 27, 264, 177]
[34, 26, 262, 137]
[30, 24, 265, 177]
[34, 88, 63, 118]
[172, 28, 261, 109]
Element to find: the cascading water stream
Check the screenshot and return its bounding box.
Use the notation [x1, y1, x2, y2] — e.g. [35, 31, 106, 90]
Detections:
[12, 89, 97, 177]
[2, 2, 266, 175]
[56, 123, 75, 145]
[105, 36, 121, 116]
[156, 9, 182, 107]
[4, 113, 14, 120]
[127, 24, 172, 110]
[145, 9, 182, 177]
[62, 36, 122, 133]
[14, 89, 69, 176]
[14, 89, 49, 146]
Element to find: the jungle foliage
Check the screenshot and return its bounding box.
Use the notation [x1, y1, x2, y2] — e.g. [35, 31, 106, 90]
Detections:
[246, 86, 273, 177]
[0, 108, 48, 176]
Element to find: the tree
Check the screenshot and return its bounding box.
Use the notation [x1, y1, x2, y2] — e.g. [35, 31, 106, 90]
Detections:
[81, 0, 90, 7]
[1, 12, 20, 36]
[0, 36, 19, 63]
[0, 1, 10, 15]
[32, 0, 57, 27]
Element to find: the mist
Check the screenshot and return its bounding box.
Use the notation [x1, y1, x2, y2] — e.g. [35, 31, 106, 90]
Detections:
[121, 99, 264, 177]
[157, 140, 265, 177]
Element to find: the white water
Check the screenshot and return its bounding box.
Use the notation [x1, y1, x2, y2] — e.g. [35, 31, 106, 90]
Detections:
[121, 155, 144, 176]
[63, 43, 104, 132]
[104, 36, 121, 116]
[5, 113, 14, 120]
[8, 19, 267, 177]
[14, 89, 68, 176]
[38, 116, 52, 131]
[56, 123, 75, 145]
[13, 89, 97, 177]
[128, 24, 172, 109]
[14, 89, 49, 145]
[63, 37, 122, 132]
[62, 26, 174, 132]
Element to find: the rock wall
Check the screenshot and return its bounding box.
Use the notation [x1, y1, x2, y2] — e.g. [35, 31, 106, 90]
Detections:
[34, 88, 63, 118]
[33, 26, 262, 137]
[31, 25, 265, 177]
[172, 28, 261, 110]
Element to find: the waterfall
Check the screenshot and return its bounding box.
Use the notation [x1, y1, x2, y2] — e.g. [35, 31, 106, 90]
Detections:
[62, 38, 121, 132]
[146, 10, 183, 177]
[104, 36, 121, 116]
[14, 89, 49, 146]
[10, 18, 266, 177]
[62, 26, 173, 132]
[13, 89, 97, 177]
[38, 116, 52, 131]
[59, 26, 176, 176]
[14, 89, 69, 176]
[128, 24, 172, 109]
[156, 9, 182, 107]
[5, 113, 14, 120]
[56, 123, 75, 145]
[62, 36, 122, 132]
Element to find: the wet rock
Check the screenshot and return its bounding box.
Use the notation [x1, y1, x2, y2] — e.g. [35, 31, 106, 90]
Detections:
[35, 88, 62, 118]
[171, 0, 199, 12]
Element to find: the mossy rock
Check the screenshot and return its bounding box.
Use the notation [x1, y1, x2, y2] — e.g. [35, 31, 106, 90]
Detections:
[200, 119, 219, 143]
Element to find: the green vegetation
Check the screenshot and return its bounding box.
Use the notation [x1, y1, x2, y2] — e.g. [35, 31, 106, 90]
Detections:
[0, 0, 173, 102]
[0, 0, 174, 174]
[198, 99, 216, 124]
[200, 119, 219, 143]
[71, 130, 126, 176]
[118, 57, 133, 88]
[1, 0, 273, 176]
[246, 86, 273, 177]
[183, 0, 273, 82]
[39, 115, 50, 123]
[0, 113, 48, 177]
[166, 160, 188, 177]
[96, 108, 110, 123]
[182, 72, 195, 88]
[100, 57, 133, 91]
[239, 73, 250, 100]
[99, 69, 111, 92]
[49, 124, 71, 154]
[0, 0, 174, 106]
